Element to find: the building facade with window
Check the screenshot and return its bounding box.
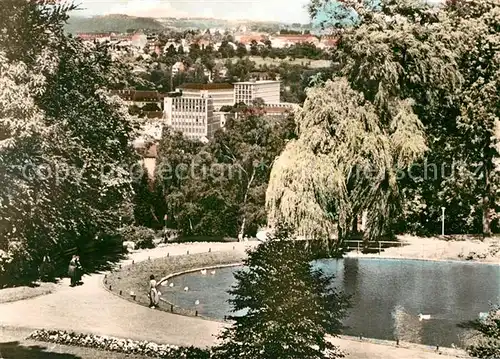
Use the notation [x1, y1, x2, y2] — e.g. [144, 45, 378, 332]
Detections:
[233, 80, 281, 105]
[177, 83, 235, 111]
[164, 95, 218, 141]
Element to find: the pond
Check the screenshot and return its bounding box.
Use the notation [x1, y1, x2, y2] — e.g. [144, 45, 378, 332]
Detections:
[160, 258, 500, 348]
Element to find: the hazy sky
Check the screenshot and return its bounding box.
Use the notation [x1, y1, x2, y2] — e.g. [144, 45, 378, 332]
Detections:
[73, 0, 312, 23]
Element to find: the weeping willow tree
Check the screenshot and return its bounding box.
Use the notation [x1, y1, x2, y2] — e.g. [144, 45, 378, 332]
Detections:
[266, 0, 466, 244]
[266, 79, 426, 244]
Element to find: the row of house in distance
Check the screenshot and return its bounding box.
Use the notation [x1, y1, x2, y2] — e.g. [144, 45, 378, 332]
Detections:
[76, 31, 338, 59]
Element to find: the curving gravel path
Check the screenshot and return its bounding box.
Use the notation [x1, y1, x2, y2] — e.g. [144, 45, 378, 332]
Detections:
[0, 241, 468, 358]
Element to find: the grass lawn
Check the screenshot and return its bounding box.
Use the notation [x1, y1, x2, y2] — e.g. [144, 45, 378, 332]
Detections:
[0, 327, 145, 359]
[0, 282, 58, 304]
[105, 250, 245, 317]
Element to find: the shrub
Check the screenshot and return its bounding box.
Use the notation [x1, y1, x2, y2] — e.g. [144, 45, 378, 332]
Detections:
[211, 227, 351, 359]
[0, 244, 39, 287]
[467, 306, 500, 359]
[121, 226, 156, 249]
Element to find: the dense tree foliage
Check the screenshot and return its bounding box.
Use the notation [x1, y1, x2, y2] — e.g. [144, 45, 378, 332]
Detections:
[467, 306, 500, 359]
[266, 0, 500, 242]
[212, 228, 350, 359]
[150, 114, 295, 237]
[0, 1, 138, 285]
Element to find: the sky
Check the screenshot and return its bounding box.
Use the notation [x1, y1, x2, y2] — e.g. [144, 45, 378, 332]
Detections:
[72, 0, 312, 23]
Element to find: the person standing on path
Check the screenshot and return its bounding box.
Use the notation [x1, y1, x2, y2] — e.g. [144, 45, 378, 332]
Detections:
[75, 255, 83, 285]
[148, 274, 160, 309]
[68, 255, 78, 287]
[39, 255, 54, 281]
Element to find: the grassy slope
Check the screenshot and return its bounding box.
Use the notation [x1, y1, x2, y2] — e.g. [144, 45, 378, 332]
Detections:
[0, 282, 58, 304]
[106, 251, 244, 317]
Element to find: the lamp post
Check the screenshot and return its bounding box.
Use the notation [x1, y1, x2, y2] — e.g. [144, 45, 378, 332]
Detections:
[441, 207, 445, 236]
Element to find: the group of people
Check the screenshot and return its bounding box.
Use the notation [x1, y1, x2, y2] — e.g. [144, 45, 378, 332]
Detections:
[68, 255, 83, 287]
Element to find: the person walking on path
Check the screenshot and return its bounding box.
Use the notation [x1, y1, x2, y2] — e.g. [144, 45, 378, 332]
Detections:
[148, 274, 160, 309]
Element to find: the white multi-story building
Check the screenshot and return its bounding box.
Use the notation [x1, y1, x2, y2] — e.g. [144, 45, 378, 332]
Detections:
[164, 95, 219, 141]
[177, 83, 235, 111]
[233, 80, 281, 106]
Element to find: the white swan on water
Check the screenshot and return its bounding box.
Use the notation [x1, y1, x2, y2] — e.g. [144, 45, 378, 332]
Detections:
[210, 270, 216, 275]
[418, 313, 431, 321]
[184, 286, 189, 291]
[169, 282, 174, 287]
[200, 269, 207, 275]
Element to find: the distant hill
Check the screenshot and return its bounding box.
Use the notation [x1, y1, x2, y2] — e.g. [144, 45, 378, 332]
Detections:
[65, 14, 312, 34]
[65, 14, 165, 34]
[157, 17, 299, 31]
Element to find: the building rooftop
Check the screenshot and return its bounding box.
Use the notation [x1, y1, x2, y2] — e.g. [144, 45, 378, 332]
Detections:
[178, 83, 234, 90]
[110, 90, 161, 102]
[167, 94, 213, 100]
[233, 80, 281, 85]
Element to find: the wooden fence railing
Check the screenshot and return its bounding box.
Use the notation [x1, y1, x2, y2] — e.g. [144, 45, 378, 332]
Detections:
[342, 240, 406, 254]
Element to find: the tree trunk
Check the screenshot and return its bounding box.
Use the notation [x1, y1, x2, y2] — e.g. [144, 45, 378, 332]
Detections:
[361, 211, 370, 248]
[238, 168, 256, 241]
[336, 222, 345, 250]
[238, 217, 246, 242]
[361, 211, 368, 233]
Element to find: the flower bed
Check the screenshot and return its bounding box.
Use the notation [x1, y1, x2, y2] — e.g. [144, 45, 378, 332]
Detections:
[28, 329, 210, 358]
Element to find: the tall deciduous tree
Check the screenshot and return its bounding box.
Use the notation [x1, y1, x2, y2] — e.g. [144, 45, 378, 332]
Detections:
[153, 114, 295, 238]
[267, 0, 499, 241]
[211, 114, 296, 238]
[445, 0, 500, 235]
[0, 0, 138, 284]
[391, 0, 500, 236]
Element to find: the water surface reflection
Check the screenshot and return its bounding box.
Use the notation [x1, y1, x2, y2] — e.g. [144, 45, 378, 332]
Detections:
[161, 258, 500, 347]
